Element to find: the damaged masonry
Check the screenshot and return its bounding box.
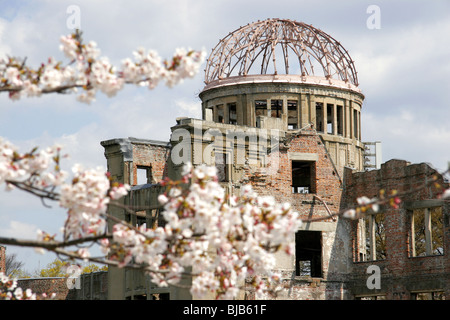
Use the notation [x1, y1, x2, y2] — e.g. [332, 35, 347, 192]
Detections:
[22, 18, 445, 300]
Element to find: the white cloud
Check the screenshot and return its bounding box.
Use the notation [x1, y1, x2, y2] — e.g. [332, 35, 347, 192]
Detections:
[0, 18, 12, 59]
[354, 17, 450, 100]
[0, 220, 38, 240]
[175, 98, 202, 119]
[363, 110, 450, 172]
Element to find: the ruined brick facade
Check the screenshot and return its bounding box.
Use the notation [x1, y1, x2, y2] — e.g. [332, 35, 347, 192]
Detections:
[130, 140, 171, 185]
[344, 160, 449, 299]
[0, 246, 6, 274]
[98, 19, 449, 300]
[245, 130, 343, 216]
[100, 137, 188, 300]
[17, 278, 69, 300]
[15, 271, 108, 300]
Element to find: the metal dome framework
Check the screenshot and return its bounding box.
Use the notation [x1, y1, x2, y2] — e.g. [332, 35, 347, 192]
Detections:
[204, 19, 359, 86]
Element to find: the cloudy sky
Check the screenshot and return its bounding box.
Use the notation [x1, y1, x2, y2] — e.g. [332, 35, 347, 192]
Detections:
[0, 0, 449, 273]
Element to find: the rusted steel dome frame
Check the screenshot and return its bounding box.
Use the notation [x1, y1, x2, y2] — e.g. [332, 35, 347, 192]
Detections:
[204, 19, 359, 86]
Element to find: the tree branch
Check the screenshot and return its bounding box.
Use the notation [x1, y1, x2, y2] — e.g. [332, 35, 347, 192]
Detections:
[0, 234, 110, 250]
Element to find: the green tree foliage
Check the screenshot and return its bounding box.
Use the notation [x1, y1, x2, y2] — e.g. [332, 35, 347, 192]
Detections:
[39, 259, 108, 278]
[39, 259, 69, 277]
[82, 264, 108, 273]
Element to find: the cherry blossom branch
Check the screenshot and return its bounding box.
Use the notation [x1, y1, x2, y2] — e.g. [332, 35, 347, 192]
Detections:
[1, 135, 449, 299]
[0, 30, 206, 103]
[339, 167, 449, 220]
[0, 83, 87, 94]
[0, 234, 110, 251]
[5, 180, 60, 203]
[0, 234, 191, 276]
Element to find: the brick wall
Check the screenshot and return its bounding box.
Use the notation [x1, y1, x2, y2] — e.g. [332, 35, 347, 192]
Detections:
[244, 130, 343, 220]
[344, 159, 450, 299]
[17, 278, 70, 300]
[242, 130, 350, 299]
[0, 246, 5, 274]
[131, 143, 170, 185]
[17, 271, 108, 300]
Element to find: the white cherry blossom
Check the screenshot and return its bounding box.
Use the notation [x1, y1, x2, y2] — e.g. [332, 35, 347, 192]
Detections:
[108, 162, 302, 299]
[0, 272, 37, 300]
[0, 31, 206, 103]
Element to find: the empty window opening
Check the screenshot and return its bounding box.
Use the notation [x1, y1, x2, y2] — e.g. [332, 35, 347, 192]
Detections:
[411, 207, 444, 257]
[315, 102, 324, 132]
[287, 100, 298, 129]
[255, 100, 268, 117]
[271, 99, 283, 118]
[136, 166, 152, 185]
[215, 152, 228, 182]
[217, 104, 224, 123]
[359, 213, 386, 261]
[337, 105, 343, 135]
[228, 103, 237, 124]
[355, 295, 386, 300]
[295, 231, 322, 277]
[152, 293, 170, 300]
[353, 109, 358, 139]
[136, 210, 147, 227]
[411, 291, 445, 300]
[327, 104, 334, 134]
[292, 160, 315, 194]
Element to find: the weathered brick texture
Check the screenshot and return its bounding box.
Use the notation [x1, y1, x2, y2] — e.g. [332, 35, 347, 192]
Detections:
[244, 130, 343, 221]
[16, 271, 108, 300]
[344, 159, 449, 299]
[131, 143, 170, 185]
[0, 246, 6, 274]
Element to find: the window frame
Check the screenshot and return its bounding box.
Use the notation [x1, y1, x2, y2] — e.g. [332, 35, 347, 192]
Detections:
[291, 160, 316, 194]
[409, 206, 444, 257]
[295, 230, 323, 278]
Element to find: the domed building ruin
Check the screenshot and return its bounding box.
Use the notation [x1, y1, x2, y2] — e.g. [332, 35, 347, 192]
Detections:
[101, 19, 449, 300]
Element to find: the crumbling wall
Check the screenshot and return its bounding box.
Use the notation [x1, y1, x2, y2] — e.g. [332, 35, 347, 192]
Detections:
[17, 278, 69, 300]
[243, 129, 343, 218]
[343, 159, 450, 299]
[0, 246, 5, 274]
[16, 271, 108, 300]
[131, 141, 170, 185]
[241, 130, 352, 300]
